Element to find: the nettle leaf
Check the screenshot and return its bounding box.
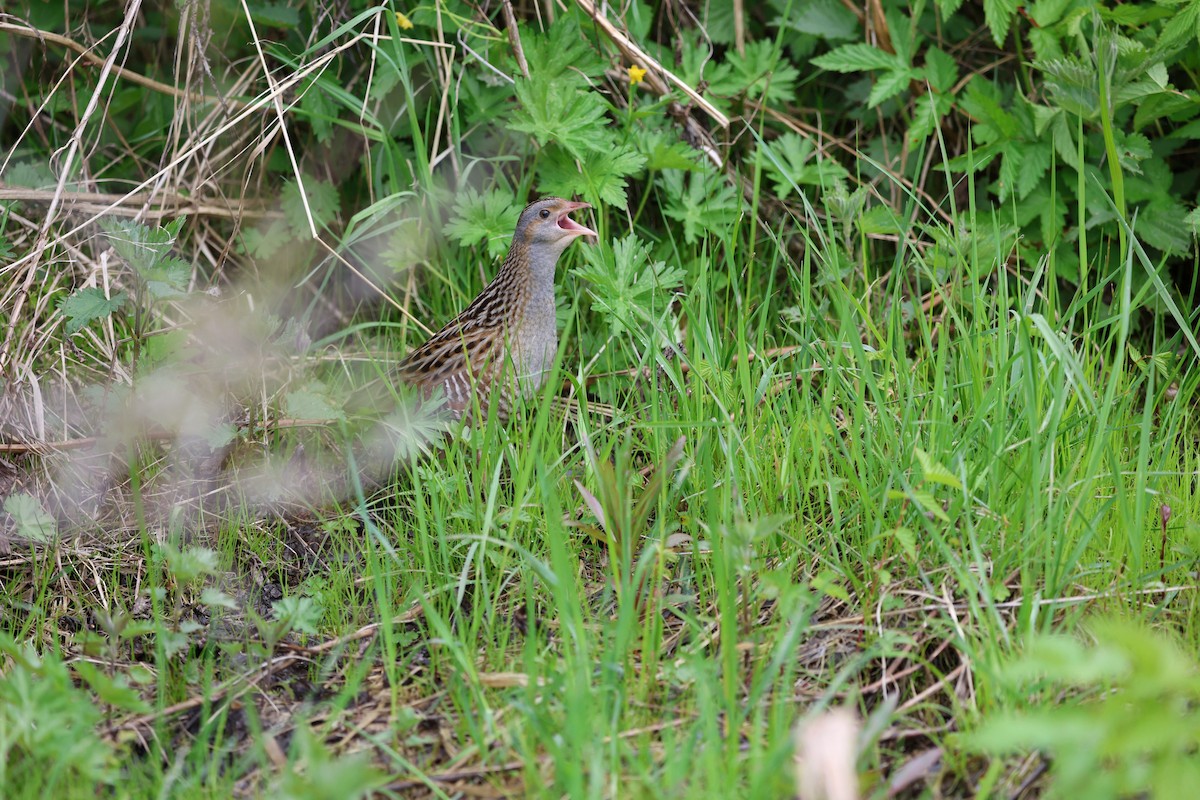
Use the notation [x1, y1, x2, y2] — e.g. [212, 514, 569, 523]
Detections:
[1137, 200, 1191, 254]
[510, 82, 614, 159]
[996, 146, 1021, 204]
[105, 217, 184, 275]
[1113, 130, 1153, 174]
[573, 234, 684, 333]
[812, 43, 902, 73]
[983, 0, 1018, 46]
[761, 132, 850, 196]
[708, 41, 799, 104]
[59, 288, 127, 335]
[141, 255, 193, 299]
[282, 175, 340, 232]
[443, 187, 519, 259]
[1157, 0, 1200, 50]
[660, 169, 741, 244]
[538, 145, 646, 208]
[1040, 57, 1099, 120]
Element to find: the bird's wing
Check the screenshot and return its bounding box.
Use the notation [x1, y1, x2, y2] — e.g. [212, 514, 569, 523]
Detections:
[396, 315, 508, 419]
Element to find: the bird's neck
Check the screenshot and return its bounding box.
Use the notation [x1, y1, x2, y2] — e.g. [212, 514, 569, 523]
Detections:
[497, 240, 561, 319]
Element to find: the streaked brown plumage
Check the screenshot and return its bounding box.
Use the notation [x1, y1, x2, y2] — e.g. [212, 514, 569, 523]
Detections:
[397, 197, 596, 422]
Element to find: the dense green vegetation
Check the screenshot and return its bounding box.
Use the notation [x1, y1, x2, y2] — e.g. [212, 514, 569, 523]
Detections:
[1, 0, 1199, 797]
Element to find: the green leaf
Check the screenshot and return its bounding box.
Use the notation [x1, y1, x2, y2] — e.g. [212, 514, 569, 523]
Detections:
[660, 169, 741, 245]
[924, 46, 959, 93]
[299, 77, 335, 144]
[760, 132, 849, 197]
[636, 128, 702, 172]
[246, 1, 299, 28]
[983, 0, 1018, 46]
[442, 187, 520, 259]
[510, 82, 614, 159]
[273, 596, 324, 635]
[812, 43, 902, 73]
[786, 0, 859, 41]
[59, 288, 126, 335]
[285, 384, 346, 422]
[282, 175, 340, 232]
[3, 492, 57, 542]
[72, 662, 150, 713]
[708, 41, 799, 104]
[519, 17, 605, 82]
[240, 218, 292, 259]
[1016, 142, 1052, 200]
[914, 447, 963, 490]
[573, 234, 685, 333]
[1136, 200, 1191, 254]
[538, 145, 646, 208]
[868, 68, 914, 108]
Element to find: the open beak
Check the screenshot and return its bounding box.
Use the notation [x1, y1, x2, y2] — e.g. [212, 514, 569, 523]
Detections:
[556, 201, 598, 239]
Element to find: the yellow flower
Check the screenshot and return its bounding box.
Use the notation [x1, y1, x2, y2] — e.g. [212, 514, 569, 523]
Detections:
[395, 10, 414, 30]
[627, 64, 647, 86]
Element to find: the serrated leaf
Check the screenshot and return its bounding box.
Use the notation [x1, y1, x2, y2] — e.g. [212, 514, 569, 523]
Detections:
[3, 492, 56, 542]
[1136, 200, 1191, 254]
[868, 68, 914, 108]
[914, 447, 963, 490]
[637, 128, 702, 171]
[510, 82, 614, 159]
[573, 234, 685, 333]
[519, 17, 605, 83]
[812, 43, 903, 73]
[141, 255, 192, 299]
[786, 0, 859, 41]
[761, 132, 849, 196]
[282, 175, 340, 232]
[983, 0, 1018, 46]
[240, 217, 291, 259]
[660, 169, 740, 245]
[909, 490, 950, 522]
[285, 385, 346, 422]
[924, 46, 959, 93]
[59, 288, 126, 335]
[246, 1, 299, 28]
[442, 187, 519, 259]
[538, 145, 646, 208]
[299, 77, 335, 144]
[201, 588, 239, 610]
[709, 41, 799, 104]
[1016, 142, 1052, 200]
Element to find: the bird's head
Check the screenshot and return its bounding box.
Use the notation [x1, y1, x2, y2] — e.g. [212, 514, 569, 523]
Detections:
[515, 197, 597, 254]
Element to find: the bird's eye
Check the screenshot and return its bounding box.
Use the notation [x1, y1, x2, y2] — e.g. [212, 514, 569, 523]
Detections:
[539, 209, 550, 219]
